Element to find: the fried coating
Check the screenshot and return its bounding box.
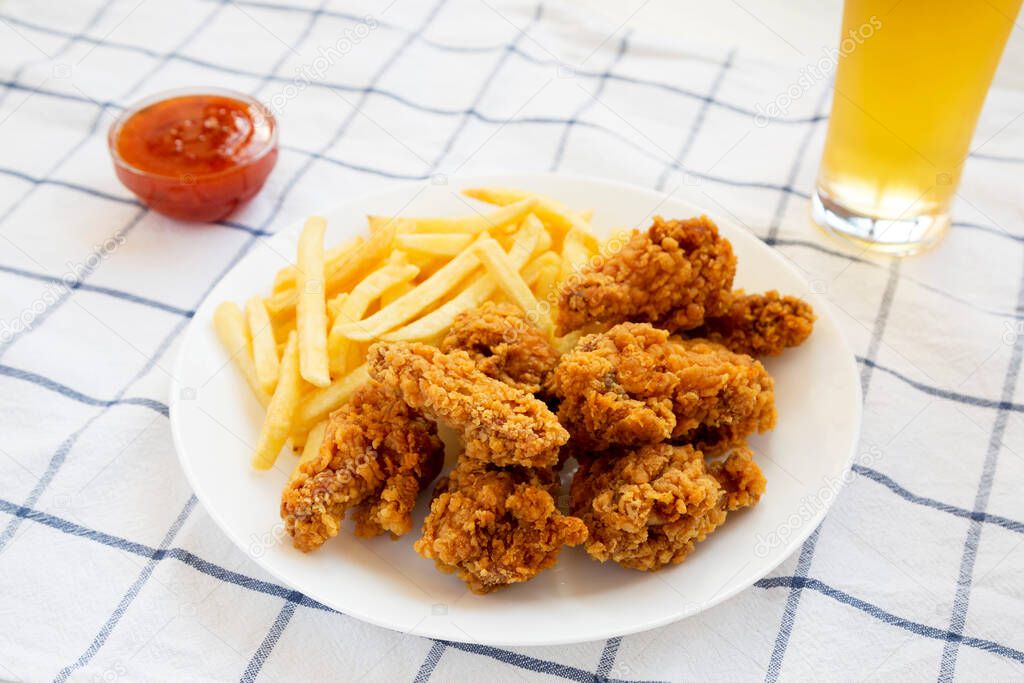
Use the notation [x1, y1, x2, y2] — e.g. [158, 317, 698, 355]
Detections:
[281, 381, 444, 551]
[440, 302, 560, 394]
[556, 215, 736, 334]
[415, 459, 588, 593]
[693, 290, 815, 357]
[368, 342, 568, 468]
[570, 444, 765, 570]
[552, 323, 775, 453]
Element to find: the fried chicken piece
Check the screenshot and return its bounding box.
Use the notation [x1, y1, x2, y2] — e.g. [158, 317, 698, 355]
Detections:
[552, 323, 775, 453]
[692, 290, 815, 357]
[368, 342, 568, 468]
[556, 215, 736, 334]
[280, 381, 444, 551]
[440, 302, 560, 394]
[570, 443, 764, 570]
[415, 459, 587, 593]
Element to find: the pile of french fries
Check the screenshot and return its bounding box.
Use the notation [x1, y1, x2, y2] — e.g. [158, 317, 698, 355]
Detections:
[213, 187, 604, 471]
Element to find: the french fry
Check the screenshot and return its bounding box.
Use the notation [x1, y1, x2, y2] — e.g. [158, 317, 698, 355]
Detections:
[381, 223, 541, 342]
[369, 198, 537, 235]
[252, 331, 302, 470]
[463, 188, 599, 251]
[473, 238, 552, 334]
[326, 292, 348, 322]
[380, 280, 413, 307]
[395, 232, 474, 256]
[560, 227, 595, 283]
[288, 420, 328, 485]
[266, 224, 395, 319]
[245, 296, 280, 395]
[327, 263, 419, 375]
[213, 302, 271, 407]
[271, 237, 364, 294]
[292, 364, 369, 439]
[330, 242, 484, 341]
[522, 251, 561, 287]
[296, 217, 331, 387]
[555, 329, 584, 354]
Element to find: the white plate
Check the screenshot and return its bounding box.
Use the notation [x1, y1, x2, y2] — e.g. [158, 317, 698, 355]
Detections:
[170, 173, 861, 647]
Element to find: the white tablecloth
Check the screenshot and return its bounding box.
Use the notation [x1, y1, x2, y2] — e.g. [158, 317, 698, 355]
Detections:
[1, 0, 1022, 680]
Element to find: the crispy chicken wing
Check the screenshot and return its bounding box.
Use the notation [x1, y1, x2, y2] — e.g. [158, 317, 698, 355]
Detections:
[440, 302, 559, 394]
[692, 290, 815, 357]
[552, 323, 775, 453]
[368, 342, 568, 468]
[281, 381, 444, 551]
[556, 216, 736, 334]
[415, 459, 587, 593]
[570, 444, 765, 570]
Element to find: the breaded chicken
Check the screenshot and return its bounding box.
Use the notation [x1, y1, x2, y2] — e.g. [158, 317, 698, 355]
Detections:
[557, 216, 736, 334]
[552, 323, 775, 453]
[570, 444, 765, 570]
[415, 459, 588, 593]
[368, 342, 568, 468]
[692, 290, 815, 357]
[440, 302, 560, 394]
[281, 381, 444, 551]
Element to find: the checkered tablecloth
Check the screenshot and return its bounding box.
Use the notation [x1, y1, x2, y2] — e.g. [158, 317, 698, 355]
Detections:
[1, 0, 1023, 680]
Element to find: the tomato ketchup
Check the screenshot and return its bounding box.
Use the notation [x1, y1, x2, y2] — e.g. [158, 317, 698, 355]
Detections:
[108, 89, 277, 222]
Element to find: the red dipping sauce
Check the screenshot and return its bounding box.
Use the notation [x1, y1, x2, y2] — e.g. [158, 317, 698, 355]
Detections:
[109, 89, 277, 222]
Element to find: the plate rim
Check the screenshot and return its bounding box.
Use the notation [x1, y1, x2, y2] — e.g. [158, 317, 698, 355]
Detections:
[168, 171, 863, 646]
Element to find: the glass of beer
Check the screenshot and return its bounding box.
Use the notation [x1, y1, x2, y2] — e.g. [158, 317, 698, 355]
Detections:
[813, 0, 1022, 255]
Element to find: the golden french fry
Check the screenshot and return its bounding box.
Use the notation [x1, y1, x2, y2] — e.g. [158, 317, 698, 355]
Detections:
[245, 296, 280, 395]
[380, 280, 413, 307]
[288, 420, 328, 483]
[555, 329, 584, 354]
[370, 198, 537, 235]
[522, 251, 561, 286]
[296, 217, 330, 387]
[271, 237, 364, 294]
[473, 238, 552, 334]
[213, 302, 271, 407]
[560, 227, 595, 283]
[252, 331, 302, 470]
[266, 224, 395, 319]
[327, 263, 419, 375]
[463, 188, 598, 251]
[395, 232, 474, 256]
[381, 223, 541, 342]
[331, 242, 484, 341]
[326, 292, 348, 322]
[292, 364, 368, 438]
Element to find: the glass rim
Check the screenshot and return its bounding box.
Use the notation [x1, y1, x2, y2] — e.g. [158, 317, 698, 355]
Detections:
[107, 86, 278, 182]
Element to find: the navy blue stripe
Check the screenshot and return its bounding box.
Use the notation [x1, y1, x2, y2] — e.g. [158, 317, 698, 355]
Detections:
[550, 32, 630, 172]
[0, 495, 332, 611]
[439, 641, 662, 683]
[767, 236, 1024, 321]
[240, 598, 299, 683]
[0, 78, 813, 201]
[1, 9, 830, 128]
[54, 496, 198, 682]
[939, 250, 1024, 679]
[853, 464, 1024, 535]
[0, 363, 169, 415]
[857, 356, 1024, 413]
[414, 641, 447, 683]
[757, 576, 1024, 665]
[765, 526, 820, 682]
[0, 261, 194, 318]
[431, 5, 543, 173]
[596, 636, 623, 678]
[859, 262, 901, 395]
[765, 82, 832, 242]
[0, 311, 187, 553]
[654, 50, 734, 191]
[953, 220, 1024, 244]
